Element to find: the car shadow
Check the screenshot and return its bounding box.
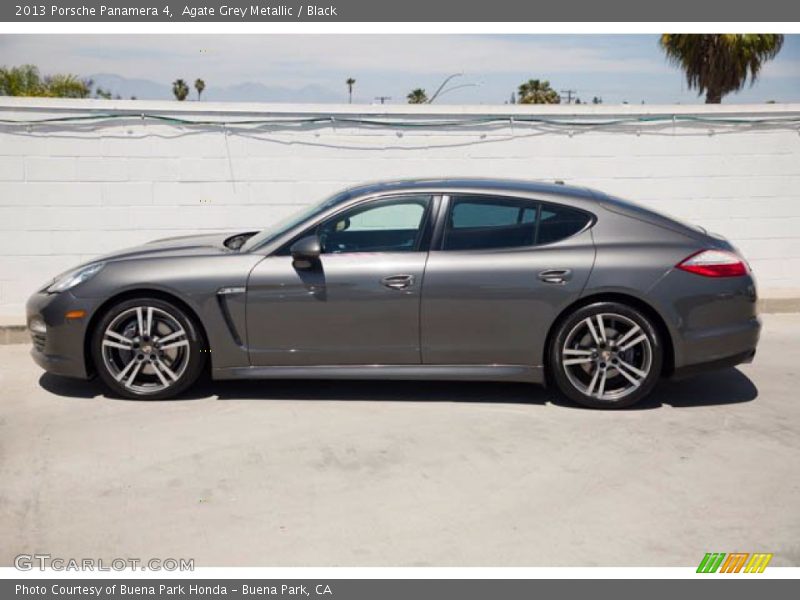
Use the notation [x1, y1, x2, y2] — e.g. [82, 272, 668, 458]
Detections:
[635, 368, 759, 410]
[39, 367, 758, 409]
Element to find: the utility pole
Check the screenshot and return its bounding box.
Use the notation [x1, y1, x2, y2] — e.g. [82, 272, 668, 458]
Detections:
[374, 96, 391, 105]
[560, 89, 577, 104]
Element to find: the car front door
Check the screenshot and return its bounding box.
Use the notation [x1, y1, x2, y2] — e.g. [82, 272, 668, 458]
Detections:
[246, 194, 435, 366]
[420, 194, 596, 367]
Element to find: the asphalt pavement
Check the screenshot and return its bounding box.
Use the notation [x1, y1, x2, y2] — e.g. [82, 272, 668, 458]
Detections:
[1, 315, 798, 567]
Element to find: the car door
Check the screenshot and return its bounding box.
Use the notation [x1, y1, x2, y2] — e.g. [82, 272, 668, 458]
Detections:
[420, 194, 596, 366]
[246, 194, 435, 366]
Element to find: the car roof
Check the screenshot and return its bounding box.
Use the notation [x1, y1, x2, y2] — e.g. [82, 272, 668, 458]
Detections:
[340, 178, 597, 200]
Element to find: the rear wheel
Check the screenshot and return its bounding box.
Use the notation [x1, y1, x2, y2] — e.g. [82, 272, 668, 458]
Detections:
[549, 302, 663, 409]
[91, 297, 205, 399]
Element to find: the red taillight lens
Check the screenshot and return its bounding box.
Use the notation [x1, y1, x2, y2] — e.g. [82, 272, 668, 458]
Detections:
[676, 249, 748, 277]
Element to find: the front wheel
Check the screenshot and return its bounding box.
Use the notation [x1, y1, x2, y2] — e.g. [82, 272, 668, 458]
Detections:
[91, 297, 205, 400]
[549, 302, 663, 409]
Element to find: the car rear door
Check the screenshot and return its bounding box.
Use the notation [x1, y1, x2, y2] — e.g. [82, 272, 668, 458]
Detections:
[420, 194, 596, 366]
[246, 194, 436, 366]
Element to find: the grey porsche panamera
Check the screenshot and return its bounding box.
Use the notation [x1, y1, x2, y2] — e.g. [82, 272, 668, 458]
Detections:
[27, 178, 760, 408]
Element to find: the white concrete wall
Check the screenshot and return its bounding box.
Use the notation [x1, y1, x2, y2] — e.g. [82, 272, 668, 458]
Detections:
[1, 97, 799, 319]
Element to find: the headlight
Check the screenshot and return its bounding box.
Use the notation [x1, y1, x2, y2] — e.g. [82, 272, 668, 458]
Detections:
[28, 316, 46, 334]
[46, 262, 105, 293]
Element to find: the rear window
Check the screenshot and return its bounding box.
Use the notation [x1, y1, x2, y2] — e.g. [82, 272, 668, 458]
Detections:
[442, 195, 591, 251]
[537, 205, 592, 245]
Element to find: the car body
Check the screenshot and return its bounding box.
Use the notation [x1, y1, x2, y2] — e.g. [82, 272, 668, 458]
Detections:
[27, 178, 760, 408]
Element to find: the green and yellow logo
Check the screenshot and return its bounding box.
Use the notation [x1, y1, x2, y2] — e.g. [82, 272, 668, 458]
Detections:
[697, 552, 773, 573]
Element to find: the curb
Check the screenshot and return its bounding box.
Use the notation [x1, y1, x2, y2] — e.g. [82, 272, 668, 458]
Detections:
[1, 325, 28, 345]
[758, 297, 800, 314]
[2, 298, 799, 346]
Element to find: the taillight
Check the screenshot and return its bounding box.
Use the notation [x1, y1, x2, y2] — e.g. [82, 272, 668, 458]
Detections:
[676, 249, 748, 277]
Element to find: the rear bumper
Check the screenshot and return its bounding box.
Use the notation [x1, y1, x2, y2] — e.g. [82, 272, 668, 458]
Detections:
[649, 267, 760, 376]
[671, 348, 756, 380]
[677, 316, 761, 369]
[26, 290, 98, 379]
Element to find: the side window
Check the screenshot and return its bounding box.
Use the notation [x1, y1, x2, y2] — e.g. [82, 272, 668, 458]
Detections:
[441, 195, 592, 251]
[537, 204, 592, 245]
[443, 196, 538, 251]
[318, 195, 430, 254]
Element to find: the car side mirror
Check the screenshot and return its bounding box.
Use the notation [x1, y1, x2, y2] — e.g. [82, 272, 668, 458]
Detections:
[290, 235, 321, 270]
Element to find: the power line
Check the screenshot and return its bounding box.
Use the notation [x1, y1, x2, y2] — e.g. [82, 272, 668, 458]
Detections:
[2, 111, 797, 129]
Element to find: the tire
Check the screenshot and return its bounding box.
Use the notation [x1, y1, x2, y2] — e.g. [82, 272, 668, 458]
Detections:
[91, 297, 206, 400]
[549, 301, 663, 409]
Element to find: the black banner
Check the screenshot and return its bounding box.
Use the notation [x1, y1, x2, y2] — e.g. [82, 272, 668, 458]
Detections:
[5, 579, 800, 600]
[4, 0, 800, 22]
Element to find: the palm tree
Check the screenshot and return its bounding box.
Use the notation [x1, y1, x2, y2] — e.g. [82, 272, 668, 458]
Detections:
[172, 79, 189, 101]
[41, 74, 91, 98]
[0, 64, 90, 98]
[194, 78, 205, 101]
[517, 79, 560, 104]
[660, 34, 784, 103]
[0, 65, 39, 95]
[346, 77, 356, 103]
[407, 88, 428, 104]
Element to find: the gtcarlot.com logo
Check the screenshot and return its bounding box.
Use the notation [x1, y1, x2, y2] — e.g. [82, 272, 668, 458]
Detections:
[697, 552, 773, 573]
[14, 554, 194, 572]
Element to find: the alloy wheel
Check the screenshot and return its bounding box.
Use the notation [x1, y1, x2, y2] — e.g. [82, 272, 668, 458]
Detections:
[561, 312, 653, 402]
[100, 305, 190, 395]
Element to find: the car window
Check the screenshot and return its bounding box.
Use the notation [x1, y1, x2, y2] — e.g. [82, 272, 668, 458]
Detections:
[537, 205, 592, 245]
[451, 202, 537, 228]
[346, 202, 425, 231]
[442, 195, 591, 251]
[443, 196, 538, 251]
[318, 195, 430, 254]
[241, 188, 353, 252]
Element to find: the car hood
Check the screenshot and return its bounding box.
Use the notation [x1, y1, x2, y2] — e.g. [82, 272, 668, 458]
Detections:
[94, 232, 237, 262]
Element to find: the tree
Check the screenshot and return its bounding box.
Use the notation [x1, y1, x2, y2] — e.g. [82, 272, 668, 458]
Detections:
[517, 79, 560, 104]
[406, 88, 428, 104]
[172, 79, 189, 101]
[194, 78, 205, 101]
[42, 74, 92, 98]
[659, 34, 784, 103]
[592, 96, 602, 104]
[346, 77, 356, 103]
[0, 64, 91, 98]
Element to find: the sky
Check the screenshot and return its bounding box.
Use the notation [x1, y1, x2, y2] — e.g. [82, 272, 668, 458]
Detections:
[1, 34, 799, 104]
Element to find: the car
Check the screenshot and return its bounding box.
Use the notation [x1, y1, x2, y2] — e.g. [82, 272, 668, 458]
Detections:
[26, 178, 760, 408]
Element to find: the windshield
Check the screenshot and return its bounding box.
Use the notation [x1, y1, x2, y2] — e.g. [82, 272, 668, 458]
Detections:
[240, 189, 353, 253]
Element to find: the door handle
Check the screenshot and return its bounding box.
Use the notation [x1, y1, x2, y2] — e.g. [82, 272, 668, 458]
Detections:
[381, 274, 415, 290]
[537, 269, 572, 284]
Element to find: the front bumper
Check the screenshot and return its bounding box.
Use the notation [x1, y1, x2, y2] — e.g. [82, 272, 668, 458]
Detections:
[26, 290, 100, 379]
